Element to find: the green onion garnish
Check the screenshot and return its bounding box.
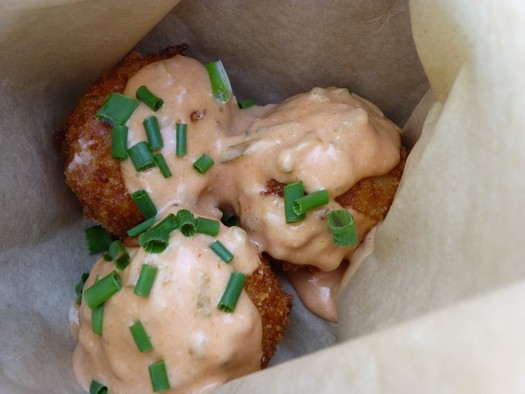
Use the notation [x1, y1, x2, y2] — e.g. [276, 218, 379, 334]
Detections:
[128, 141, 156, 172]
[96, 93, 139, 126]
[126, 216, 157, 237]
[75, 272, 90, 305]
[138, 214, 178, 253]
[175, 123, 187, 157]
[283, 181, 305, 223]
[143, 116, 163, 151]
[102, 252, 112, 262]
[136, 85, 164, 111]
[83, 271, 121, 308]
[195, 217, 220, 236]
[210, 240, 234, 263]
[129, 320, 153, 352]
[89, 380, 107, 394]
[149, 361, 170, 392]
[193, 154, 215, 174]
[109, 240, 130, 270]
[221, 212, 240, 227]
[85, 225, 113, 255]
[238, 98, 256, 109]
[153, 153, 172, 178]
[131, 189, 157, 219]
[177, 209, 196, 237]
[91, 303, 104, 336]
[218, 272, 246, 313]
[205, 60, 232, 103]
[134, 263, 158, 297]
[326, 210, 358, 246]
[111, 125, 128, 160]
[292, 189, 330, 216]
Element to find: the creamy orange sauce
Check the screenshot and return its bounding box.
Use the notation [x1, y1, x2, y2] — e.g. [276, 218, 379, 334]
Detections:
[74, 55, 402, 393]
[73, 206, 262, 394]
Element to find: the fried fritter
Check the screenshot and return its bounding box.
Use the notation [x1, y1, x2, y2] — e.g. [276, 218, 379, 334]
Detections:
[56, 45, 188, 237]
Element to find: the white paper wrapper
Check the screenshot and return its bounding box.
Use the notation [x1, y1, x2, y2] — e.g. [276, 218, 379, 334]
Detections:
[2, 0, 523, 392]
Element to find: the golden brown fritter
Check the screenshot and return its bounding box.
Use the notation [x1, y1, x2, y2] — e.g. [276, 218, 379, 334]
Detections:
[56, 45, 188, 237]
[244, 257, 293, 368]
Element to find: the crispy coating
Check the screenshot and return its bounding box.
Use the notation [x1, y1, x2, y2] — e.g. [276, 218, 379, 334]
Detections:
[244, 257, 293, 368]
[55, 45, 188, 237]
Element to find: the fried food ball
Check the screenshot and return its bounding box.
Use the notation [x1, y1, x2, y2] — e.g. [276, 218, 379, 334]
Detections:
[56, 45, 188, 237]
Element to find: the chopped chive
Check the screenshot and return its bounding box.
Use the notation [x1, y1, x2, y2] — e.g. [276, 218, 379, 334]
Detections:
[195, 217, 220, 236]
[149, 361, 170, 392]
[111, 125, 128, 160]
[177, 209, 196, 237]
[205, 60, 232, 103]
[109, 240, 130, 270]
[127, 216, 157, 237]
[89, 380, 107, 394]
[218, 272, 247, 313]
[75, 272, 90, 305]
[138, 214, 178, 253]
[143, 116, 163, 151]
[85, 225, 113, 255]
[193, 154, 215, 174]
[134, 263, 158, 297]
[83, 271, 121, 308]
[96, 92, 139, 126]
[210, 240, 234, 263]
[153, 153, 172, 178]
[131, 189, 157, 219]
[327, 210, 358, 246]
[128, 141, 156, 171]
[102, 252, 112, 262]
[292, 189, 330, 215]
[91, 303, 104, 336]
[238, 98, 256, 109]
[129, 320, 153, 352]
[175, 123, 187, 157]
[221, 212, 240, 227]
[283, 181, 305, 223]
[136, 85, 164, 111]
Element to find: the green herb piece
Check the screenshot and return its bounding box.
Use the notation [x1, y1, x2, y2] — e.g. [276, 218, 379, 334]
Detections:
[96, 93, 139, 126]
[144, 116, 163, 151]
[326, 210, 358, 246]
[126, 216, 157, 237]
[136, 85, 164, 111]
[111, 125, 128, 160]
[283, 181, 305, 223]
[109, 240, 130, 270]
[210, 240, 234, 263]
[177, 209, 196, 237]
[238, 98, 256, 109]
[153, 153, 172, 178]
[85, 225, 113, 255]
[218, 272, 247, 313]
[129, 320, 153, 352]
[205, 60, 232, 103]
[131, 189, 157, 219]
[175, 123, 187, 157]
[128, 141, 156, 171]
[89, 380, 107, 394]
[91, 303, 104, 336]
[195, 217, 220, 236]
[149, 361, 170, 392]
[75, 272, 90, 305]
[292, 189, 330, 216]
[83, 271, 121, 308]
[193, 154, 215, 174]
[134, 263, 158, 297]
[138, 214, 178, 253]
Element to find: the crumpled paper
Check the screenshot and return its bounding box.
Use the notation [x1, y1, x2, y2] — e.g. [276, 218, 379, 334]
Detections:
[5, 0, 522, 392]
